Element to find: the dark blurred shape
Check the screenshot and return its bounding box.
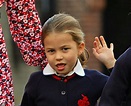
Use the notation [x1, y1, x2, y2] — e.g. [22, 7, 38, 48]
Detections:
[103, 0, 131, 58]
[102, 0, 131, 75]
[35, 0, 56, 25]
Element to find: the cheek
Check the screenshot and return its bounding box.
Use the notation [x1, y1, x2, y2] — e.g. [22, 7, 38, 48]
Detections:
[46, 57, 54, 68]
[45, 54, 53, 63]
[67, 54, 78, 69]
[66, 51, 78, 61]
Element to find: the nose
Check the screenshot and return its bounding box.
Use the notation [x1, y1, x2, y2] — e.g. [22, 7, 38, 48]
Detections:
[55, 51, 63, 61]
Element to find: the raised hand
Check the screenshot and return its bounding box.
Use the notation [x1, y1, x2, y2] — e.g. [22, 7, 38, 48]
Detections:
[93, 36, 116, 69]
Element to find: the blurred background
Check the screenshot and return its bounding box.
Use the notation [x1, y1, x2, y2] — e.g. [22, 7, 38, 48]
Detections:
[0, 0, 131, 105]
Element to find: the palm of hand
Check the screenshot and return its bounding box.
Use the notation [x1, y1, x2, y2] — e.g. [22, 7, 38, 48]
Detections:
[95, 47, 114, 64]
[93, 36, 116, 68]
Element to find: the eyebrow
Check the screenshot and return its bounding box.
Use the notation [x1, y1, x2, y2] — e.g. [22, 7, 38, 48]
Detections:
[45, 45, 70, 49]
[60, 44, 73, 49]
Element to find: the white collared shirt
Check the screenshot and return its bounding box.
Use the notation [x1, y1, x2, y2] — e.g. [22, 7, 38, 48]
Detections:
[43, 59, 85, 77]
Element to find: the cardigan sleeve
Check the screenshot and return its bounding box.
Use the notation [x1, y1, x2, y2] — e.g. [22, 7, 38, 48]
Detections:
[0, 24, 14, 106]
[20, 71, 43, 106]
[6, 0, 47, 69]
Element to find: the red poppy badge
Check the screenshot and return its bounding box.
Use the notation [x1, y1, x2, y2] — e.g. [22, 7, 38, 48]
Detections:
[78, 94, 90, 106]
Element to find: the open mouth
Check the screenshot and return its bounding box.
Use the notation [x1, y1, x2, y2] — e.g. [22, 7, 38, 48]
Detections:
[56, 63, 66, 71]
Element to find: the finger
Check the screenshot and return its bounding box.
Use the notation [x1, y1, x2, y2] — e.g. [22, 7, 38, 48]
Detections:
[93, 41, 98, 49]
[93, 40, 101, 51]
[95, 37, 102, 48]
[100, 36, 107, 47]
[110, 43, 114, 51]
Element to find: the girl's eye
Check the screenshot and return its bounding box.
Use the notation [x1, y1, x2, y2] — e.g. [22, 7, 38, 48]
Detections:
[47, 49, 55, 53]
[62, 48, 70, 51]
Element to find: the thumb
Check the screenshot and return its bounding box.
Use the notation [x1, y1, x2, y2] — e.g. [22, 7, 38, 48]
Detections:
[92, 48, 99, 58]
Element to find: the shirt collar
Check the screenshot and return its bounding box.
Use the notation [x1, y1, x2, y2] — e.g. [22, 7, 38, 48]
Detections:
[43, 59, 85, 77]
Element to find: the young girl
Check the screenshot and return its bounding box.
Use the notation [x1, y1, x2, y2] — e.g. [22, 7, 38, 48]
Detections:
[20, 13, 116, 106]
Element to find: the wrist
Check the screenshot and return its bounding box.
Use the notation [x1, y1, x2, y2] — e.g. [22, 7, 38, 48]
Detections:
[105, 58, 116, 69]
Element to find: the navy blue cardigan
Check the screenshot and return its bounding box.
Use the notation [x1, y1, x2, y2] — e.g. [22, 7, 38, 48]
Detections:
[20, 69, 108, 106]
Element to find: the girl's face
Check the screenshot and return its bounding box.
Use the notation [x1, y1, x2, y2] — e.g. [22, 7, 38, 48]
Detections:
[44, 32, 85, 75]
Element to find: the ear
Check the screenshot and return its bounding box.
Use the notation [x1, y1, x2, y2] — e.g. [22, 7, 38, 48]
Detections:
[78, 42, 85, 55]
